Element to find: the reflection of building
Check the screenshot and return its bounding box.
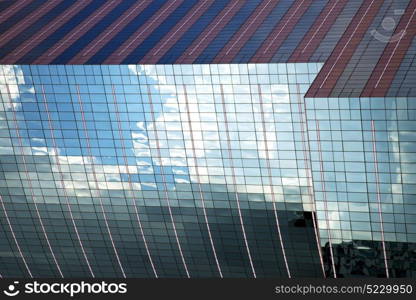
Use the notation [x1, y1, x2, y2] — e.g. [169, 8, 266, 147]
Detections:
[323, 241, 416, 278]
[0, 0, 415, 278]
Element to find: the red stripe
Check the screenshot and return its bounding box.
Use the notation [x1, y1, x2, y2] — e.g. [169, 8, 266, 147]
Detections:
[250, 0, 312, 63]
[0, 0, 62, 47]
[305, 0, 384, 98]
[139, 0, 215, 64]
[68, 0, 152, 64]
[0, 0, 33, 22]
[176, 0, 246, 64]
[1, 0, 92, 64]
[33, 0, 122, 64]
[288, 0, 348, 62]
[361, 0, 416, 97]
[212, 0, 279, 63]
[105, 0, 184, 64]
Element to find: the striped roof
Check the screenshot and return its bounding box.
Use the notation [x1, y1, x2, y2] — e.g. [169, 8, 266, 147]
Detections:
[0, 0, 415, 97]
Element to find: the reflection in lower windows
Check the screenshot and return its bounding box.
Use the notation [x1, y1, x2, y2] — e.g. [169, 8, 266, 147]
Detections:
[0, 64, 414, 277]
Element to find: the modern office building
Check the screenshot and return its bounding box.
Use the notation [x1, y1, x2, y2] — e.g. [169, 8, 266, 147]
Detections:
[0, 0, 415, 278]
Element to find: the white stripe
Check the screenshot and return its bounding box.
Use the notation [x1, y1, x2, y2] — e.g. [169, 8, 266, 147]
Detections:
[225, 0, 274, 56]
[0, 0, 56, 42]
[183, 84, 223, 277]
[319, 0, 376, 89]
[188, 1, 239, 55]
[316, 120, 337, 278]
[14, 0, 88, 56]
[42, 86, 95, 277]
[48, 0, 117, 56]
[111, 85, 158, 278]
[371, 120, 390, 278]
[153, 0, 210, 56]
[8, 85, 64, 278]
[147, 85, 190, 278]
[76, 85, 126, 278]
[119, 0, 179, 55]
[263, 0, 306, 54]
[374, 8, 416, 88]
[0, 0, 29, 20]
[258, 85, 291, 277]
[220, 84, 256, 278]
[82, 1, 147, 56]
[301, 0, 340, 53]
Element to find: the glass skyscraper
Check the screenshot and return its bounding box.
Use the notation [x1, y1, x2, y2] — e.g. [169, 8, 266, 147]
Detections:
[0, 0, 415, 278]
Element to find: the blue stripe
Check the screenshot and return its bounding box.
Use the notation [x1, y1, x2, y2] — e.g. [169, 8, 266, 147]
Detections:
[0, 0, 45, 35]
[52, 0, 137, 64]
[0, 1, 14, 13]
[271, 0, 328, 62]
[122, 0, 198, 63]
[194, 0, 262, 64]
[17, 0, 106, 64]
[87, 0, 166, 64]
[387, 36, 416, 97]
[232, 0, 295, 63]
[157, 0, 229, 64]
[0, 0, 77, 60]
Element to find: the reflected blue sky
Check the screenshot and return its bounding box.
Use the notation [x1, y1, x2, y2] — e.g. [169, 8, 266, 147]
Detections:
[1, 63, 322, 210]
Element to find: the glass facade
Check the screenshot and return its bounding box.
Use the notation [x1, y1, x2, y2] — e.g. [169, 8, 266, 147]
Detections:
[0, 63, 324, 278]
[306, 96, 416, 277]
[0, 63, 414, 278]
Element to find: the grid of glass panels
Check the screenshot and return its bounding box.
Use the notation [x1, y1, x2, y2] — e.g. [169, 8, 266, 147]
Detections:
[306, 96, 416, 277]
[0, 63, 324, 278]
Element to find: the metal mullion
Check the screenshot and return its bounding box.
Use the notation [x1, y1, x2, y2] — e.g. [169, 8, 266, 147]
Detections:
[183, 84, 223, 277]
[111, 84, 158, 278]
[219, 84, 256, 278]
[371, 120, 390, 278]
[296, 84, 325, 277]
[316, 120, 337, 278]
[147, 85, 190, 278]
[76, 85, 126, 278]
[258, 84, 291, 278]
[8, 83, 63, 278]
[42, 85, 95, 277]
[0, 83, 33, 277]
[0, 193, 32, 277]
